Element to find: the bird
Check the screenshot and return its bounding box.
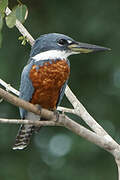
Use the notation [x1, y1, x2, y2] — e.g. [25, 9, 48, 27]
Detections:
[12, 33, 110, 150]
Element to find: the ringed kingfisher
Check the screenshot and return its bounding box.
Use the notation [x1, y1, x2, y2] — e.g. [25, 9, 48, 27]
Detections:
[13, 33, 109, 150]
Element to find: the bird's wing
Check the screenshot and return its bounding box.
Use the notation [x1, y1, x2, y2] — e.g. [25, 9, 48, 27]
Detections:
[19, 63, 34, 119]
[13, 61, 42, 150]
[56, 60, 70, 107]
[56, 80, 68, 107]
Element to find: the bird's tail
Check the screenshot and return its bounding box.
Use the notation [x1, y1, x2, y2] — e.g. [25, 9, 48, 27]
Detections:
[12, 124, 35, 150]
[12, 111, 41, 150]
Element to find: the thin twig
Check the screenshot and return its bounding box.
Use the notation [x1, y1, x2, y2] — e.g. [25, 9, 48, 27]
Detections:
[0, 115, 119, 154]
[116, 159, 120, 180]
[0, 79, 19, 96]
[65, 85, 110, 136]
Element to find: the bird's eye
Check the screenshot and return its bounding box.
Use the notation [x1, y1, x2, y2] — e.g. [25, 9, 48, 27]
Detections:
[58, 39, 68, 46]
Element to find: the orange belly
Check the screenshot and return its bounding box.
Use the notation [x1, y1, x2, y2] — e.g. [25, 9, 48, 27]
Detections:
[29, 59, 70, 110]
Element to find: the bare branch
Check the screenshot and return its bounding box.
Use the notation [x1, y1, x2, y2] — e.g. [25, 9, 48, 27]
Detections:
[1, 87, 118, 153]
[0, 115, 119, 155]
[62, 116, 119, 153]
[0, 87, 120, 155]
[65, 85, 109, 136]
[0, 78, 19, 96]
[57, 106, 75, 114]
[116, 159, 120, 180]
[0, 118, 58, 126]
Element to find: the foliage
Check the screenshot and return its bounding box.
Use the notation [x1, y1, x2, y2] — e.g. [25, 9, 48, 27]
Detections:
[18, 36, 29, 45]
[0, 0, 28, 46]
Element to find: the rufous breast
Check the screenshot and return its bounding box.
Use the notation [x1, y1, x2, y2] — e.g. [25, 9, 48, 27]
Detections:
[29, 59, 70, 110]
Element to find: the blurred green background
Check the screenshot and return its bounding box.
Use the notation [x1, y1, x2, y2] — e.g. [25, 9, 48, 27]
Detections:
[0, 0, 120, 179]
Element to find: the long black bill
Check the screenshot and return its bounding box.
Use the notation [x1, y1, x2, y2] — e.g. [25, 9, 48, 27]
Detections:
[68, 41, 111, 53]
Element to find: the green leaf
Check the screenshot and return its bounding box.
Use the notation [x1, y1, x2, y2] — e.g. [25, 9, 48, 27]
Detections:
[15, 5, 28, 23]
[0, 13, 3, 30]
[18, 36, 24, 40]
[18, 36, 29, 45]
[0, 0, 8, 16]
[5, 4, 28, 28]
[5, 10, 16, 28]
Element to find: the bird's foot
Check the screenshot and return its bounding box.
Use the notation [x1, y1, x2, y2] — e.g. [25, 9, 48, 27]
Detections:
[35, 104, 41, 119]
[53, 110, 60, 122]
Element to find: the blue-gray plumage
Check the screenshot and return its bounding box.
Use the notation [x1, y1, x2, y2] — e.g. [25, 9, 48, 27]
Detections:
[13, 33, 110, 150]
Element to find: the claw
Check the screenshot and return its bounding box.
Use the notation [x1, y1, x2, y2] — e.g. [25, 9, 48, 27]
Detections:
[35, 104, 41, 112]
[53, 110, 59, 122]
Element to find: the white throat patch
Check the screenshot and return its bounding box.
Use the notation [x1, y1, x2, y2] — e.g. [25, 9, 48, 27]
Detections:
[32, 50, 72, 61]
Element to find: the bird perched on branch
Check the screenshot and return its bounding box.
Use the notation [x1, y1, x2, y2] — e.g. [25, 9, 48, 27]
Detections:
[13, 33, 110, 150]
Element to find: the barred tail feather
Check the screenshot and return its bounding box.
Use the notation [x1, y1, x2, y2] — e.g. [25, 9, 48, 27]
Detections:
[12, 124, 34, 150]
[13, 111, 41, 150]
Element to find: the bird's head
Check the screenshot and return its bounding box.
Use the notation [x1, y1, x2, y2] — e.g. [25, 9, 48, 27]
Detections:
[30, 33, 110, 62]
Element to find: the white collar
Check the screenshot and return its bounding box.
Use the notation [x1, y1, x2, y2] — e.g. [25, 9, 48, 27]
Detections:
[32, 50, 73, 61]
